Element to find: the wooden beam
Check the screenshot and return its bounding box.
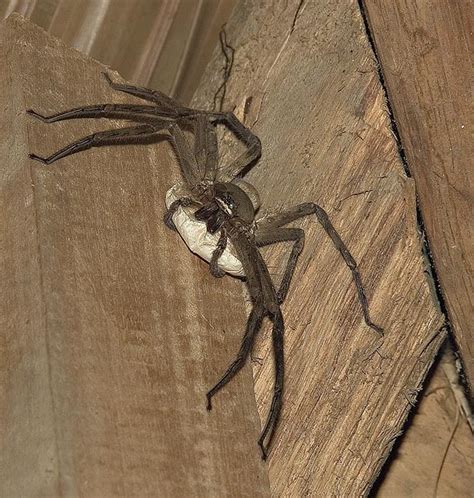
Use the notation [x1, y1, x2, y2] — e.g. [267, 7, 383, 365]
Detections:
[376, 347, 474, 497]
[362, 0, 474, 392]
[192, 0, 444, 495]
[0, 14, 269, 496]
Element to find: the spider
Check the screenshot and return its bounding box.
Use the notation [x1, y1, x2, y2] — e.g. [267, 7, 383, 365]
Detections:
[28, 74, 383, 459]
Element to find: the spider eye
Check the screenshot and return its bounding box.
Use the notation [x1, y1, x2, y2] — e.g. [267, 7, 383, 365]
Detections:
[223, 193, 236, 209]
[215, 192, 236, 216]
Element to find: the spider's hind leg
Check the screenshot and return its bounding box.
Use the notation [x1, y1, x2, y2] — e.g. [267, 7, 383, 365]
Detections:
[258, 309, 284, 460]
[206, 303, 265, 410]
[258, 203, 383, 336]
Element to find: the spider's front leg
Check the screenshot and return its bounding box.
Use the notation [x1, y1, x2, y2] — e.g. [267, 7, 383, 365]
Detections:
[27, 72, 181, 126]
[256, 203, 384, 336]
[103, 72, 262, 179]
[207, 112, 262, 182]
[29, 123, 170, 165]
[26, 103, 177, 124]
[102, 72, 180, 110]
[28, 72, 181, 125]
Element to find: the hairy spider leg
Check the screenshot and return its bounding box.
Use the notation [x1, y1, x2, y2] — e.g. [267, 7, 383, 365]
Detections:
[167, 124, 203, 187]
[27, 105, 250, 179]
[193, 115, 218, 182]
[103, 72, 262, 181]
[257, 308, 284, 460]
[206, 303, 265, 412]
[257, 203, 384, 336]
[255, 227, 305, 304]
[29, 124, 170, 165]
[209, 230, 227, 278]
[206, 230, 264, 415]
[207, 228, 286, 459]
[102, 71, 178, 109]
[28, 73, 261, 179]
[250, 247, 288, 460]
[206, 112, 262, 182]
[26, 104, 178, 123]
[163, 197, 195, 231]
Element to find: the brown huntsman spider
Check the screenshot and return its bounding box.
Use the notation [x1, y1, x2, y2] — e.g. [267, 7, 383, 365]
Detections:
[28, 73, 383, 459]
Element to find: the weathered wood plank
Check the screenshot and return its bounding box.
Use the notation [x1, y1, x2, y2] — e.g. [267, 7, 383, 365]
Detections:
[192, 0, 445, 495]
[0, 14, 269, 496]
[363, 0, 474, 391]
[376, 348, 474, 497]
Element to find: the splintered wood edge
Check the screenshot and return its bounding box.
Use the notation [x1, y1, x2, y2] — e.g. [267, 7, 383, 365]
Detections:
[192, 1, 444, 496]
[363, 0, 474, 392]
[375, 346, 474, 497]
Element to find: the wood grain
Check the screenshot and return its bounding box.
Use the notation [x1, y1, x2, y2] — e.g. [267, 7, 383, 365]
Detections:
[192, 0, 445, 495]
[363, 0, 474, 391]
[0, 14, 269, 497]
[376, 348, 474, 497]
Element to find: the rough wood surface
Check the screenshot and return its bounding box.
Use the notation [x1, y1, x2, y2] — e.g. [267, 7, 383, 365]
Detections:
[0, 15, 269, 497]
[376, 348, 474, 498]
[363, 0, 474, 391]
[192, 1, 445, 495]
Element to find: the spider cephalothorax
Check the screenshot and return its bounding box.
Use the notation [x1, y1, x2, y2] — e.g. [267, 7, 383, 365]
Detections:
[194, 182, 257, 233]
[28, 73, 383, 459]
